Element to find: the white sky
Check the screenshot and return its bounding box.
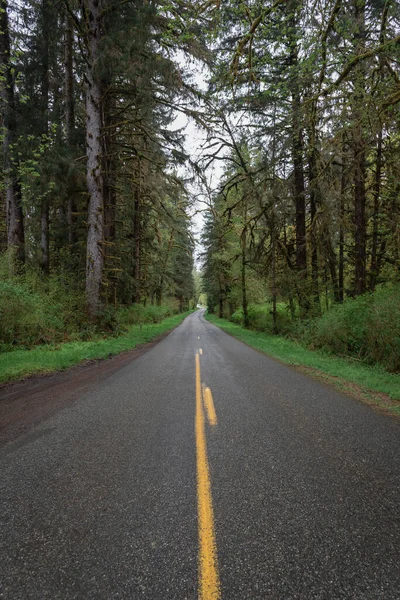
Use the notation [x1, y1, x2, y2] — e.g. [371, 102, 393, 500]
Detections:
[170, 58, 216, 268]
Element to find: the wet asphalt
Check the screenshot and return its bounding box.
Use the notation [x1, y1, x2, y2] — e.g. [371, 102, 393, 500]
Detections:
[0, 309, 399, 599]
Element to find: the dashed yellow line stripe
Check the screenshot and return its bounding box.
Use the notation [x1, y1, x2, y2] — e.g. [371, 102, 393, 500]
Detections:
[203, 386, 217, 426]
[195, 354, 221, 600]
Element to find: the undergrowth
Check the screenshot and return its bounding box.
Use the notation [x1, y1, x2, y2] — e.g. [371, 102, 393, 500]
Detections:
[298, 286, 400, 372]
[206, 314, 400, 406]
[0, 311, 191, 384]
[0, 265, 181, 352]
[225, 285, 400, 374]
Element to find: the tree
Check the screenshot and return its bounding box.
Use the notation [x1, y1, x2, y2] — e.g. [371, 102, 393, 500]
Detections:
[0, 0, 25, 268]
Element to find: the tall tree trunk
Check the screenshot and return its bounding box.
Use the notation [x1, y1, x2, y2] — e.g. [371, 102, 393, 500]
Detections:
[132, 179, 141, 304]
[271, 226, 278, 333]
[353, 141, 366, 295]
[288, 5, 307, 312]
[102, 88, 117, 303]
[352, 0, 367, 296]
[218, 278, 224, 318]
[156, 232, 174, 306]
[308, 150, 320, 309]
[241, 235, 248, 328]
[0, 0, 25, 268]
[84, 0, 105, 315]
[40, 207, 50, 274]
[103, 92, 116, 247]
[369, 128, 383, 291]
[293, 99, 306, 277]
[326, 236, 340, 303]
[0, 195, 7, 252]
[65, 11, 76, 246]
[241, 201, 249, 328]
[270, 109, 278, 331]
[339, 144, 346, 303]
[40, 0, 50, 274]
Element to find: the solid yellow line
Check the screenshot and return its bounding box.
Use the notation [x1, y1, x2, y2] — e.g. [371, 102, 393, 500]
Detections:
[196, 354, 221, 600]
[203, 387, 217, 426]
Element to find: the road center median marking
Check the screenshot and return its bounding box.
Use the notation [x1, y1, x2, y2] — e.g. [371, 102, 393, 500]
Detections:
[195, 353, 221, 600]
[203, 385, 217, 426]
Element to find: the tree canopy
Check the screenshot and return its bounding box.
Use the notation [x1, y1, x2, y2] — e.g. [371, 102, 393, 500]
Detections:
[1, 0, 399, 328]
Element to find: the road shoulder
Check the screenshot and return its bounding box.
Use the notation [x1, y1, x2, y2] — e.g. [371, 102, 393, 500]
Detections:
[0, 327, 177, 447]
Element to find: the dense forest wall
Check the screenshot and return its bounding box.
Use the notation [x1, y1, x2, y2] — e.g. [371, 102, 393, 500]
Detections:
[0, 0, 214, 321]
[1, 0, 399, 367]
[201, 0, 400, 331]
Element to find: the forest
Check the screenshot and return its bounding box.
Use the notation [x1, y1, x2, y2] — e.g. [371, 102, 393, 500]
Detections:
[1, 0, 400, 374]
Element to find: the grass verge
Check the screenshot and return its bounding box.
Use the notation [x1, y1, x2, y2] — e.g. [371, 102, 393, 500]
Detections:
[0, 311, 192, 385]
[206, 314, 400, 416]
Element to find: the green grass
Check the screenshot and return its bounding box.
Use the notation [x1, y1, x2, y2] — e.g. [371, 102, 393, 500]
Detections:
[0, 311, 192, 384]
[206, 314, 400, 412]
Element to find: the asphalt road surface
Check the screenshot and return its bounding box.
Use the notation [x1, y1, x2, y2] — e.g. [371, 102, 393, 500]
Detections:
[1, 309, 399, 599]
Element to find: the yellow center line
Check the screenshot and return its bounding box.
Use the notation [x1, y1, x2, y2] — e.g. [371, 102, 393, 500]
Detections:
[196, 353, 221, 600]
[203, 386, 217, 426]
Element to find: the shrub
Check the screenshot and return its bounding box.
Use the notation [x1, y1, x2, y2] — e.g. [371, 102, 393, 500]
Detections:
[231, 307, 243, 325]
[116, 302, 178, 327]
[0, 260, 187, 351]
[228, 287, 400, 373]
[305, 285, 400, 372]
[0, 280, 65, 348]
[231, 302, 292, 334]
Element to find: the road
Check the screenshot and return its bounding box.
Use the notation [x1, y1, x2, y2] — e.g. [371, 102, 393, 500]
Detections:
[0, 309, 399, 599]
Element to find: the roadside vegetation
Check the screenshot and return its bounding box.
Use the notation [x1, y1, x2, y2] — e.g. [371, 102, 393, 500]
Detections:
[0, 307, 192, 384]
[0, 263, 195, 383]
[206, 285, 400, 411]
[206, 312, 400, 409]
[0, 260, 194, 349]
[199, 1, 400, 411]
[226, 285, 400, 374]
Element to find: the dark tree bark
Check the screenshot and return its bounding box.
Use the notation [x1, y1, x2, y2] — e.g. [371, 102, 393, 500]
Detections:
[218, 282, 224, 319]
[326, 235, 340, 303]
[352, 0, 367, 296]
[308, 151, 320, 309]
[241, 202, 249, 328]
[241, 235, 248, 327]
[271, 226, 278, 333]
[102, 86, 117, 304]
[65, 11, 76, 246]
[39, 0, 50, 274]
[339, 151, 346, 303]
[156, 232, 174, 306]
[369, 128, 383, 291]
[0, 0, 25, 268]
[353, 140, 367, 295]
[132, 180, 141, 304]
[288, 5, 308, 312]
[292, 98, 306, 277]
[82, 0, 105, 315]
[103, 92, 116, 247]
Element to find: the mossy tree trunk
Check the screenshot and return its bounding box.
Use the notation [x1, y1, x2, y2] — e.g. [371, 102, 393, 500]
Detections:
[83, 0, 105, 316]
[0, 0, 25, 270]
